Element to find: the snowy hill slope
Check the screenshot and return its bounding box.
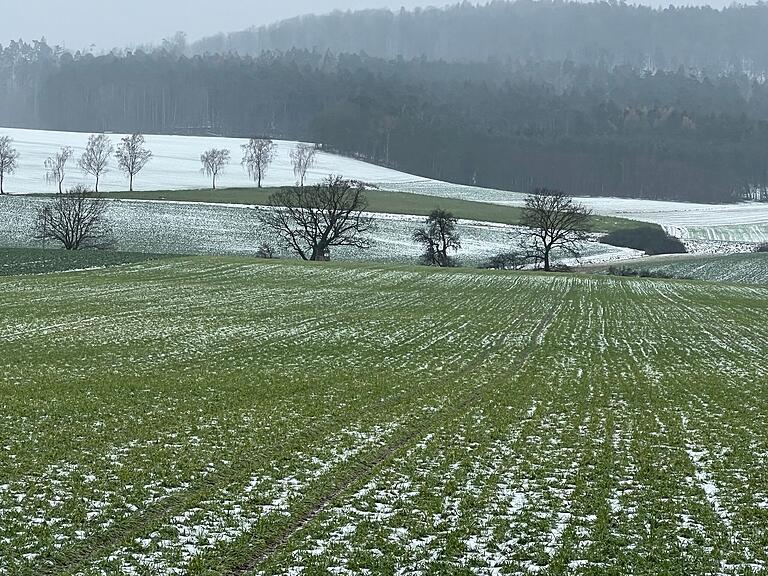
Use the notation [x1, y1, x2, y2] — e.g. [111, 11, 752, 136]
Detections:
[4, 127, 768, 244]
[0, 127, 431, 194]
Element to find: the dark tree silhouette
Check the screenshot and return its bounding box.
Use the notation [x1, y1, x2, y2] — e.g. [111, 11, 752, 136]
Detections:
[260, 175, 375, 261]
[520, 189, 592, 272]
[413, 209, 462, 267]
[255, 242, 276, 259]
[33, 185, 113, 250]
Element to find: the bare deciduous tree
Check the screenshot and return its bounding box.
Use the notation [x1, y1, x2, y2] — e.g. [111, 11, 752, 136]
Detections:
[0, 136, 19, 195]
[116, 134, 152, 191]
[33, 185, 113, 250]
[44, 146, 74, 194]
[413, 209, 462, 267]
[79, 134, 113, 193]
[520, 188, 592, 271]
[200, 148, 231, 190]
[260, 175, 375, 261]
[289, 143, 317, 187]
[242, 138, 276, 188]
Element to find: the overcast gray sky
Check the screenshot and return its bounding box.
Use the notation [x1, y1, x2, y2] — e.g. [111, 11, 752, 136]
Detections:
[2, 0, 741, 51]
[1, 1, 439, 51]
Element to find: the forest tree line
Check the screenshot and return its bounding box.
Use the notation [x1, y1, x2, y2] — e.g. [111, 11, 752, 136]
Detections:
[193, 1, 768, 76]
[1, 41, 767, 202]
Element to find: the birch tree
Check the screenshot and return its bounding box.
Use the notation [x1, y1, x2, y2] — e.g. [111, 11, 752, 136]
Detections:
[242, 138, 275, 188]
[79, 134, 113, 193]
[0, 136, 19, 195]
[44, 146, 74, 194]
[116, 134, 152, 192]
[289, 143, 317, 187]
[200, 148, 231, 190]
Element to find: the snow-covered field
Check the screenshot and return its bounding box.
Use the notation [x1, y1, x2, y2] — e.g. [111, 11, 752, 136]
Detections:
[0, 127, 430, 193]
[2, 126, 767, 248]
[0, 195, 636, 266]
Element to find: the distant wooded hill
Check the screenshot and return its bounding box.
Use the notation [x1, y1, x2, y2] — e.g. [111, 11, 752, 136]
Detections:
[2, 2, 768, 203]
[193, 1, 768, 75]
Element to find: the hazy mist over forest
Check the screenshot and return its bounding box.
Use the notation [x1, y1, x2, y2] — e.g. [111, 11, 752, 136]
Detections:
[2, 0, 768, 203]
[1, 0, 753, 50]
[5, 1, 435, 49]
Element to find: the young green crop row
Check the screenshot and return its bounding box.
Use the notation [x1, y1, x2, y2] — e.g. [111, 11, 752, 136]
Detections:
[613, 253, 768, 285]
[1, 259, 767, 575]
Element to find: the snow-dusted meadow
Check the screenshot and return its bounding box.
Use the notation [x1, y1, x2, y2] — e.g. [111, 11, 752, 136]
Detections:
[0, 195, 637, 266]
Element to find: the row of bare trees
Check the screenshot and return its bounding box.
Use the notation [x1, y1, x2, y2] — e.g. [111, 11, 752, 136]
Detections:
[201, 139, 317, 190]
[0, 134, 152, 194]
[0, 134, 318, 194]
[55, 134, 153, 193]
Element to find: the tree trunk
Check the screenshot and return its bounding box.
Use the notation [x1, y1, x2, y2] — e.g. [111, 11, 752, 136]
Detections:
[0, 171, 4, 194]
[95, 173, 100, 193]
[311, 245, 330, 261]
[129, 173, 134, 192]
[543, 249, 551, 272]
[212, 174, 216, 190]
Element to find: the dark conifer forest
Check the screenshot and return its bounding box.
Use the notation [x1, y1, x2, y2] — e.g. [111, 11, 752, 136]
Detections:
[2, 1, 768, 202]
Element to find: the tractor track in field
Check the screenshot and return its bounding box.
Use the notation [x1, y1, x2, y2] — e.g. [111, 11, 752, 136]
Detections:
[228, 305, 560, 576]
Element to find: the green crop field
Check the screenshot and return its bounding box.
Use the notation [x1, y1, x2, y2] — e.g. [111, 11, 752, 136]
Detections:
[0, 248, 169, 277]
[1, 258, 767, 575]
[102, 188, 645, 234]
